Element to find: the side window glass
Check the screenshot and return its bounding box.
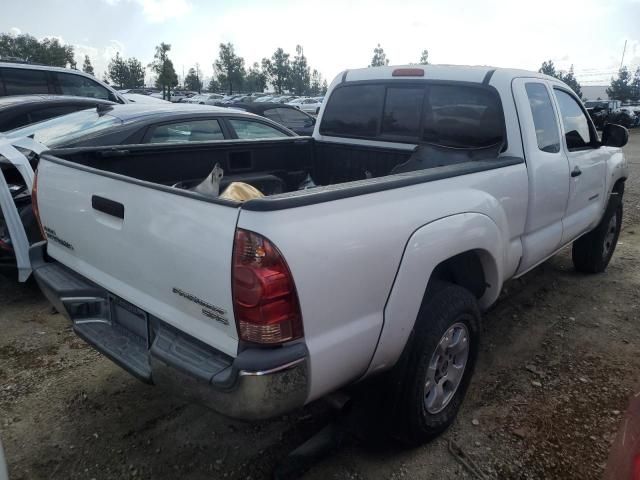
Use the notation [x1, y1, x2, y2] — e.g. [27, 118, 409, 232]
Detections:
[262, 109, 282, 123]
[147, 119, 225, 143]
[55, 73, 110, 100]
[525, 83, 560, 153]
[2, 68, 50, 95]
[274, 108, 309, 127]
[382, 87, 424, 138]
[554, 89, 592, 150]
[229, 119, 289, 139]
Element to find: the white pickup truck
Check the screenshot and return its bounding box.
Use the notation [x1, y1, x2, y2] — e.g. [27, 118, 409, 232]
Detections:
[29, 65, 628, 444]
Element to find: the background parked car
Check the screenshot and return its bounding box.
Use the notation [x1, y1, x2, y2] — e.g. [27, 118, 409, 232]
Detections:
[0, 103, 296, 273]
[184, 93, 224, 105]
[0, 61, 126, 103]
[4, 103, 295, 149]
[229, 102, 316, 134]
[0, 94, 115, 131]
[289, 96, 323, 115]
[608, 108, 637, 129]
[121, 93, 170, 104]
[149, 90, 188, 103]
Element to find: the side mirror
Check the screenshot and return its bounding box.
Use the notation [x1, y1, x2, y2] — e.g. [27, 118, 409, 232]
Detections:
[601, 123, 629, 148]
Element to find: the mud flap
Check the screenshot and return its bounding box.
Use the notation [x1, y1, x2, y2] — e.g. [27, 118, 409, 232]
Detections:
[0, 136, 46, 282]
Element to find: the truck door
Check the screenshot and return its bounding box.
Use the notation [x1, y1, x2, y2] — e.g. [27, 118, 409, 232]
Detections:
[512, 78, 570, 273]
[551, 87, 608, 244]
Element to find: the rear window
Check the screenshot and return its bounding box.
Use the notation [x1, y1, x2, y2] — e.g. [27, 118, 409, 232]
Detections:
[5, 109, 122, 147]
[320, 84, 384, 137]
[320, 83, 504, 149]
[1, 68, 51, 95]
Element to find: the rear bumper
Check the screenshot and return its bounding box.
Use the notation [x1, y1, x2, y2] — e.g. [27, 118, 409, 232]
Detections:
[29, 242, 309, 420]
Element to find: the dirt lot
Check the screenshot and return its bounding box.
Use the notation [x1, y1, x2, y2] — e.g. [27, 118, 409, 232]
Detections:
[1, 132, 640, 480]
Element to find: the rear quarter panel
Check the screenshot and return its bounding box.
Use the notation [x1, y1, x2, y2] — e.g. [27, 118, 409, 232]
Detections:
[237, 163, 528, 401]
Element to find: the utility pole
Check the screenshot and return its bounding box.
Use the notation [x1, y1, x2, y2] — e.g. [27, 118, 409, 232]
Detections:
[196, 62, 201, 94]
[620, 40, 627, 70]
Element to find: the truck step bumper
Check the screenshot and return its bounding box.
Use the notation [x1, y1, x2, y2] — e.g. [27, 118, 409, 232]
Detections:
[29, 242, 309, 420]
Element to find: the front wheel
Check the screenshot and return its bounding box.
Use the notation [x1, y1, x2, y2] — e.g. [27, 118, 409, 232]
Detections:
[572, 196, 622, 273]
[389, 281, 480, 445]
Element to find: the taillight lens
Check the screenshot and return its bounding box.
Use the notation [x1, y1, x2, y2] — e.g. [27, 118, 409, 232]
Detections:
[232, 229, 303, 344]
[31, 168, 46, 239]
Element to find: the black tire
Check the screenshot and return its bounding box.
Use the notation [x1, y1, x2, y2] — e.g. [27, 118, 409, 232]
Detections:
[572, 195, 622, 273]
[389, 280, 480, 445]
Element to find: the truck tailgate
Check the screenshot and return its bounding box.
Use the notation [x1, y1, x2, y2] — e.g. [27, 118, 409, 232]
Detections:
[36, 159, 240, 357]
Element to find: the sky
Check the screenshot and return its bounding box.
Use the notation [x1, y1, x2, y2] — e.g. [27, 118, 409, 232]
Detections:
[3, 0, 640, 87]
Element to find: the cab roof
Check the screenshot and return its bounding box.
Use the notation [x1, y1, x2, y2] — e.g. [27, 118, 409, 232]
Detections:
[340, 64, 559, 86]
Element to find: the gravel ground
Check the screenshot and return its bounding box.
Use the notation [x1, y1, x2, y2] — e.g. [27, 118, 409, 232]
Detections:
[1, 131, 639, 480]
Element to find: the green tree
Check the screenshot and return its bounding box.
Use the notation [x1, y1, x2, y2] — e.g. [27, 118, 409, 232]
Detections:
[309, 69, 323, 95]
[127, 58, 145, 88]
[149, 42, 178, 99]
[539, 60, 582, 98]
[0, 33, 75, 67]
[82, 55, 94, 75]
[245, 62, 267, 93]
[419, 49, 429, 65]
[559, 65, 582, 99]
[184, 67, 203, 92]
[107, 52, 128, 88]
[290, 45, 311, 95]
[207, 76, 220, 93]
[607, 66, 633, 102]
[214, 43, 245, 94]
[369, 44, 389, 67]
[321, 79, 328, 94]
[538, 59, 557, 77]
[631, 67, 640, 103]
[263, 48, 291, 94]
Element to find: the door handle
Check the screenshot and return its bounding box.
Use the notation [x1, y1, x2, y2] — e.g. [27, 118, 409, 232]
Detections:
[571, 167, 582, 178]
[92, 195, 124, 219]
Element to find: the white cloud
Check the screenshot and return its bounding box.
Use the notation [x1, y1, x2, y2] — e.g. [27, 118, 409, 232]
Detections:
[102, 0, 192, 23]
[9, 27, 21, 37]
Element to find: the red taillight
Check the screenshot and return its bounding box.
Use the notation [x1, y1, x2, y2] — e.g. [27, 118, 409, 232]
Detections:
[31, 168, 46, 239]
[633, 454, 640, 480]
[392, 68, 425, 77]
[232, 229, 303, 344]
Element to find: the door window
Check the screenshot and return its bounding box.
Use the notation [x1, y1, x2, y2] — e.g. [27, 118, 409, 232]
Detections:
[229, 119, 289, 139]
[2, 68, 50, 95]
[54, 72, 111, 100]
[147, 119, 225, 143]
[525, 83, 560, 153]
[554, 89, 593, 150]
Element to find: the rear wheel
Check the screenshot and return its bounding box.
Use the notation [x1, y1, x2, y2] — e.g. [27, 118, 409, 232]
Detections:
[572, 196, 622, 273]
[390, 281, 480, 445]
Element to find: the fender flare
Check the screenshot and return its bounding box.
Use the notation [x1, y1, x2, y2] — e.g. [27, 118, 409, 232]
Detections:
[365, 212, 505, 376]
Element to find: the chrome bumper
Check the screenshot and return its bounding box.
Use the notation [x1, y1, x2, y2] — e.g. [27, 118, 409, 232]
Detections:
[30, 242, 309, 420]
